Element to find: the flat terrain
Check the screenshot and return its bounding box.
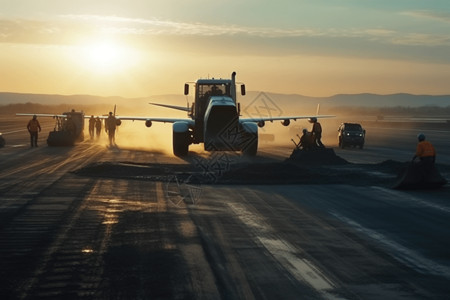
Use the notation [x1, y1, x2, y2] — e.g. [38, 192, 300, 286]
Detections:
[1, 116, 449, 299]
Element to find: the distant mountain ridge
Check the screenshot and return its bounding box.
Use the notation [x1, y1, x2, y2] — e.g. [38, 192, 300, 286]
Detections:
[0, 92, 131, 106]
[1, 91, 449, 110]
[244, 92, 450, 108]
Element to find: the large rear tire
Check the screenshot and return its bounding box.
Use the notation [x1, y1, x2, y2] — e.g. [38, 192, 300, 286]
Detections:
[173, 131, 189, 157]
[241, 122, 258, 156]
[242, 133, 258, 156]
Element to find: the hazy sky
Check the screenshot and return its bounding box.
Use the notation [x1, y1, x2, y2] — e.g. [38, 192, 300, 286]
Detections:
[1, 0, 449, 97]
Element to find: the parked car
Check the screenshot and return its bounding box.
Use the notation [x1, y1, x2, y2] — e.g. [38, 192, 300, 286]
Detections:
[338, 123, 365, 149]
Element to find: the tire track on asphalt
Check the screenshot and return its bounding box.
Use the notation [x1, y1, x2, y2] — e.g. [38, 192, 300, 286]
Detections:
[253, 184, 439, 299]
[226, 199, 346, 300]
[0, 141, 109, 298]
[158, 182, 222, 299]
[0, 144, 107, 228]
[21, 179, 150, 298]
[188, 186, 340, 299]
[180, 187, 257, 299]
[0, 143, 101, 180]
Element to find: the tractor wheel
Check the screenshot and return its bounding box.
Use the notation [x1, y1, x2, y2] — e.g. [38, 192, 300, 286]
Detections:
[242, 133, 258, 156]
[173, 131, 189, 157]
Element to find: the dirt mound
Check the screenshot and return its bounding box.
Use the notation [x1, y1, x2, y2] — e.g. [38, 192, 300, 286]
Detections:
[393, 162, 448, 189]
[73, 159, 420, 187]
[287, 148, 349, 165]
[73, 153, 448, 188]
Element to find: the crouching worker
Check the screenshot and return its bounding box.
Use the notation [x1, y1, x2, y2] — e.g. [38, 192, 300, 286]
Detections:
[393, 132, 446, 189]
[299, 128, 313, 150]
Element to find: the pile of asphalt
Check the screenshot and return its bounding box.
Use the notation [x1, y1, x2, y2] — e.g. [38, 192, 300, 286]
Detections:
[287, 148, 349, 165]
[72, 149, 440, 187]
[218, 159, 405, 186]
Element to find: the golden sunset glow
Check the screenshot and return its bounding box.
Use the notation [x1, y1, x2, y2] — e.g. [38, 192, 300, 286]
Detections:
[86, 43, 122, 69]
[77, 40, 140, 74]
[0, 1, 449, 98]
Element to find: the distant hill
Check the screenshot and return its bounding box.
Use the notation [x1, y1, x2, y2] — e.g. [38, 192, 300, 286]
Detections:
[1, 91, 450, 116]
[243, 92, 450, 108]
[0, 92, 139, 106]
[2, 91, 449, 107]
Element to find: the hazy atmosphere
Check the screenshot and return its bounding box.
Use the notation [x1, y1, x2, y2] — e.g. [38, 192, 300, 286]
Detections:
[1, 0, 450, 98]
[2, 2, 450, 299]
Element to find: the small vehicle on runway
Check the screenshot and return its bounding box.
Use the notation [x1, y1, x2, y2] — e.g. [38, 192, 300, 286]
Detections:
[17, 110, 86, 146]
[338, 123, 365, 149]
[46, 110, 85, 146]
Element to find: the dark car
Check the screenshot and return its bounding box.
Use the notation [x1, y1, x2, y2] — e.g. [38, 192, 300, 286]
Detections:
[338, 123, 365, 149]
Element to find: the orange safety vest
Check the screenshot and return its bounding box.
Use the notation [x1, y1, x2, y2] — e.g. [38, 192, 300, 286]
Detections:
[415, 141, 436, 158]
[27, 119, 41, 132]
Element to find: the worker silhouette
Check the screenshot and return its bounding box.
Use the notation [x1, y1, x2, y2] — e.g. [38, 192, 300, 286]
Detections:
[309, 117, 324, 148]
[412, 133, 436, 179]
[105, 112, 117, 146]
[88, 115, 95, 139]
[95, 117, 102, 138]
[299, 128, 313, 150]
[27, 114, 41, 147]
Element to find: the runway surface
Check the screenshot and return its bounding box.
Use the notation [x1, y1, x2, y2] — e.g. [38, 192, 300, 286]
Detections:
[1, 117, 449, 299]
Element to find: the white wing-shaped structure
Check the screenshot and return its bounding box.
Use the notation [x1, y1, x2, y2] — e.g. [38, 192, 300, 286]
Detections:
[15, 72, 335, 156]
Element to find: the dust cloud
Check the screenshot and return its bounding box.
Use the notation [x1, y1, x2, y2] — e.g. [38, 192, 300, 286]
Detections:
[83, 110, 428, 155]
[88, 120, 175, 155]
[257, 118, 342, 149]
[257, 113, 426, 150]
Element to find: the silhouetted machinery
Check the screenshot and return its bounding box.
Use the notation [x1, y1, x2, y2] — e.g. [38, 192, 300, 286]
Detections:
[47, 110, 85, 146]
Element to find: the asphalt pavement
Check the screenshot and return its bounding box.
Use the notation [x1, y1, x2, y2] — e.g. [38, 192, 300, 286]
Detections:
[0, 116, 449, 299]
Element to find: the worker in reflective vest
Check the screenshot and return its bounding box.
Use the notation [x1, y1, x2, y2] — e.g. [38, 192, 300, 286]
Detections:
[27, 115, 41, 147]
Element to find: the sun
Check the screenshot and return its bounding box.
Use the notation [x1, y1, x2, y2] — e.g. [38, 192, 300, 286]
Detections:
[89, 43, 120, 66]
[79, 40, 138, 74]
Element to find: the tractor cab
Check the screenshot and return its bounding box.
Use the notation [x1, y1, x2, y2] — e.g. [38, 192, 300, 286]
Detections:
[184, 72, 245, 143]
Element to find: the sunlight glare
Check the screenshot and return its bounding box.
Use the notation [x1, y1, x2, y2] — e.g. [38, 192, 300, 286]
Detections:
[90, 43, 120, 65]
[80, 40, 139, 74]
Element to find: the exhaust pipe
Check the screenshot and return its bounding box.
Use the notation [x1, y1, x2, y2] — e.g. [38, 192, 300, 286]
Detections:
[231, 71, 236, 102]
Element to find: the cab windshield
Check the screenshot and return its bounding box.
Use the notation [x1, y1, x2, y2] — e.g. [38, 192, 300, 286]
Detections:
[197, 84, 230, 99]
[345, 124, 362, 131]
[196, 83, 231, 118]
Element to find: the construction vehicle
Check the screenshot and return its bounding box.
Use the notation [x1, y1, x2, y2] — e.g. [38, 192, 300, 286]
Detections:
[17, 110, 85, 146]
[131, 72, 334, 156]
[46, 110, 85, 146]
